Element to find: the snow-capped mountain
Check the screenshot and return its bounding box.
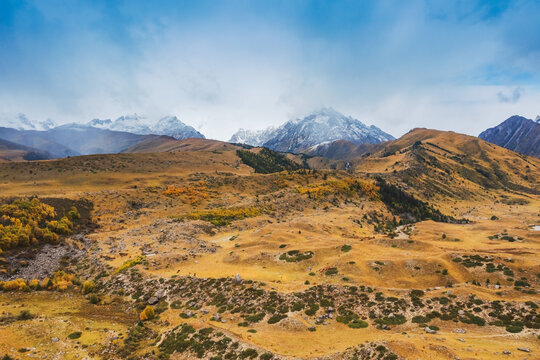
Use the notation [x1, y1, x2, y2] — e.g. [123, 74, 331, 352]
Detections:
[229, 127, 275, 146]
[479, 115, 540, 158]
[0, 113, 56, 131]
[86, 114, 204, 140]
[152, 116, 204, 139]
[87, 114, 152, 135]
[229, 108, 394, 153]
[87, 118, 113, 128]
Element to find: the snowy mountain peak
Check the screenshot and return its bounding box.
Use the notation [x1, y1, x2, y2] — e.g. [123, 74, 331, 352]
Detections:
[87, 118, 113, 128]
[152, 116, 204, 139]
[109, 114, 152, 134]
[84, 114, 204, 139]
[0, 113, 56, 131]
[229, 108, 394, 153]
[229, 127, 276, 145]
[535, 115, 540, 123]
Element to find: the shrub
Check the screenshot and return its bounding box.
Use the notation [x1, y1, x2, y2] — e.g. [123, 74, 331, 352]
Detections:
[279, 250, 314, 262]
[51, 271, 75, 291]
[505, 325, 523, 333]
[409, 289, 425, 297]
[244, 313, 265, 323]
[115, 255, 146, 274]
[267, 314, 287, 324]
[139, 306, 155, 321]
[0, 278, 27, 291]
[174, 207, 264, 227]
[412, 315, 430, 324]
[17, 310, 34, 320]
[324, 267, 338, 276]
[0, 198, 77, 250]
[460, 314, 485, 326]
[162, 181, 211, 205]
[375, 314, 406, 326]
[348, 319, 368, 329]
[67, 331, 82, 339]
[82, 280, 96, 294]
[341, 244, 352, 252]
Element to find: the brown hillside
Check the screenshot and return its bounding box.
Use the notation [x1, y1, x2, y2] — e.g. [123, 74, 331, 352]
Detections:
[355, 128, 540, 199]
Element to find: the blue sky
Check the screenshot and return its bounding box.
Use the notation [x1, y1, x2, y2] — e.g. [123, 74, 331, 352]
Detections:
[0, 0, 539, 140]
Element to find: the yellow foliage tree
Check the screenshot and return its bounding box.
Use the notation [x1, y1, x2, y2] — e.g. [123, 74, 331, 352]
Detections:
[139, 305, 155, 321]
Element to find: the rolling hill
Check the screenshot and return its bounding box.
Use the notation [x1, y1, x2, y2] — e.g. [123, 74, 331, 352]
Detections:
[355, 128, 540, 199]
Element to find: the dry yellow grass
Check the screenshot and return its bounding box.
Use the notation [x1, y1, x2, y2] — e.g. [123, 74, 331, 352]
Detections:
[0, 135, 538, 359]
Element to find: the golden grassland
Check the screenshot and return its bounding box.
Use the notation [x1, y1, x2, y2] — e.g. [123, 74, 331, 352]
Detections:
[0, 135, 538, 359]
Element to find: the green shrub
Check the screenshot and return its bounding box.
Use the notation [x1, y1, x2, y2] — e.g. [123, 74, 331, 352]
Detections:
[348, 319, 368, 329]
[505, 325, 523, 333]
[16, 310, 34, 320]
[375, 314, 406, 325]
[82, 280, 96, 294]
[324, 267, 338, 276]
[88, 294, 100, 304]
[267, 314, 287, 324]
[67, 331, 82, 339]
[412, 315, 430, 324]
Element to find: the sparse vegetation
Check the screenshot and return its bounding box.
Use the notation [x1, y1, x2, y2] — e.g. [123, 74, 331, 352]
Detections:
[174, 207, 264, 226]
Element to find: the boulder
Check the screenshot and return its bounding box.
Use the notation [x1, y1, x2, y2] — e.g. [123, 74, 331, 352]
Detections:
[148, 296, 159, 305]
[233, 273, 242, 284]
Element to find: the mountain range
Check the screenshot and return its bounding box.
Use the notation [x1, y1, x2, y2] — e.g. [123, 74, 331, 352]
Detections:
[479, 115, 540, 157]
[229, 108, 395, 153]
[0, 113, 57, 131]
[87, 114, 205, 140]
[1, 110, 539, 161]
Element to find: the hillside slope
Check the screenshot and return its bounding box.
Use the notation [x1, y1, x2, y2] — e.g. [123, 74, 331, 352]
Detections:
[0, 138, 52, 161]
[303, 139, 376, 160]
[124, 137, 241, 153]
[355, 128, 539, 199]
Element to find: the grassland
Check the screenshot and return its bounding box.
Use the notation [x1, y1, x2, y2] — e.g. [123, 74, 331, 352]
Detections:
[0, 134, 538, 359]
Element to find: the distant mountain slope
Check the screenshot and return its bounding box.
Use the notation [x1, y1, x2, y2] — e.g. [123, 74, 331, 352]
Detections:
[356, 128, 539, 199]
[229, 108, 394, 153]
[0, 138, 52, 161]
[479, 115, 540, 157]
[303, 139, 376, 160]
[45, 124, 166, 155]
[0, 127, 79, 158]
[0, 125, 168, 157]
[87, 114, 204, 140]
